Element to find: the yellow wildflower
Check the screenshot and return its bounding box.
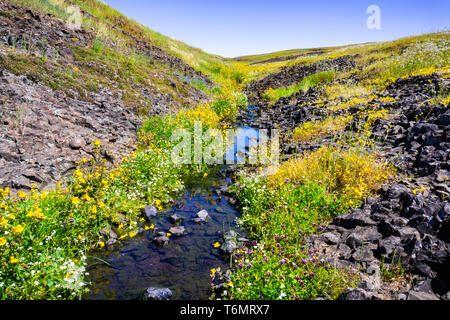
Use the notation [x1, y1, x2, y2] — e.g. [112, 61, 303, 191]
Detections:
[0, 216, 8, 226]
[71, 197, 80, 205]
[213, 242, 220, 248]
[9, 256, 19, 264]
[17, 191, 27, 199]
[0, 237, 6, 246]
[94, 139, 101, 147]
[13, 224, 24, 235]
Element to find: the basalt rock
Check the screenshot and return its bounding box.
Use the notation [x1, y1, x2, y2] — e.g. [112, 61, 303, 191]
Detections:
[141, 206, 158, 221]
[294, 73, 450, 300]
[246, 55, 356, 98]
[168, 226, 186, 237]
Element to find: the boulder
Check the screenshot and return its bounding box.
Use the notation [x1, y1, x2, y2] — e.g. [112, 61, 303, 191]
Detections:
[68, 137, 85, 149]
[321, 232, 340, 245]
[407, 291, 439, 300]
[169, 214, 183, 225]
[141, 205, 158, 221]
[220, 240, 237, 255]
[338, 288, 371, 300]
[105, 238, 117, 247]
[334, 209, 375, 229]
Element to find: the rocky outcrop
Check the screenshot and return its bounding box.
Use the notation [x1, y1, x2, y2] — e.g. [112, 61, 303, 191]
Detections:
[0, 2, 211, 193]
[0, 69, 140, 191]
[0, 0, 93, 61]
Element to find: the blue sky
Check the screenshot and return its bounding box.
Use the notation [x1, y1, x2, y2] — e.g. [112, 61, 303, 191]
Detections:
[103, 0, 450, 57]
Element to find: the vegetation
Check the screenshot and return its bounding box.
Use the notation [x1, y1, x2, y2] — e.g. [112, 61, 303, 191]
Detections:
[0, 141, 184, 299]
[263, 70, 336, 103]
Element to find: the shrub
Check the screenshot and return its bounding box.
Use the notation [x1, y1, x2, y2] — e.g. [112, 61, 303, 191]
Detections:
[226, 175, 354, 300]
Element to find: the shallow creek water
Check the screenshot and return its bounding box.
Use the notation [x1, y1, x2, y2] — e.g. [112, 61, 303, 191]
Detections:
[86, 106, 265, 300]
[85, 169, 241, 300]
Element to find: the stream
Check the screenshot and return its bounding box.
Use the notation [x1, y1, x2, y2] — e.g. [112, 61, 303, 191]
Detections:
[85, 168, 241, 300]
[86, 106, 262, 300]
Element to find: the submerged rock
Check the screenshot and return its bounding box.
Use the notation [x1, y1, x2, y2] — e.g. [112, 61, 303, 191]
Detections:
[153, 236, 169, 247]
[192, 209, 210, 223]
[169, 226, 186, 237]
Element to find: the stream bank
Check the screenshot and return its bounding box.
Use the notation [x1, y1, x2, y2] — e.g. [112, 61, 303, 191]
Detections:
[86, 167, 243, 300]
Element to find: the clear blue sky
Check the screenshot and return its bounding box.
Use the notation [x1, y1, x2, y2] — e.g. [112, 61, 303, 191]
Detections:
[103, 0, 450, 57]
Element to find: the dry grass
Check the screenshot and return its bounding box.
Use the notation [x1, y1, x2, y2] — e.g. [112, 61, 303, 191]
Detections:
[292, 116, 353, 142]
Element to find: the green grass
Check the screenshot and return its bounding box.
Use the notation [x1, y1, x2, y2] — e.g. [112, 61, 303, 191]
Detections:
[263, 70, 336, 103]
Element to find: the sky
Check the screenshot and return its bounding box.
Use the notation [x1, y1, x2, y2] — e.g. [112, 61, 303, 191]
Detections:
[103, 0, 450, 58]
